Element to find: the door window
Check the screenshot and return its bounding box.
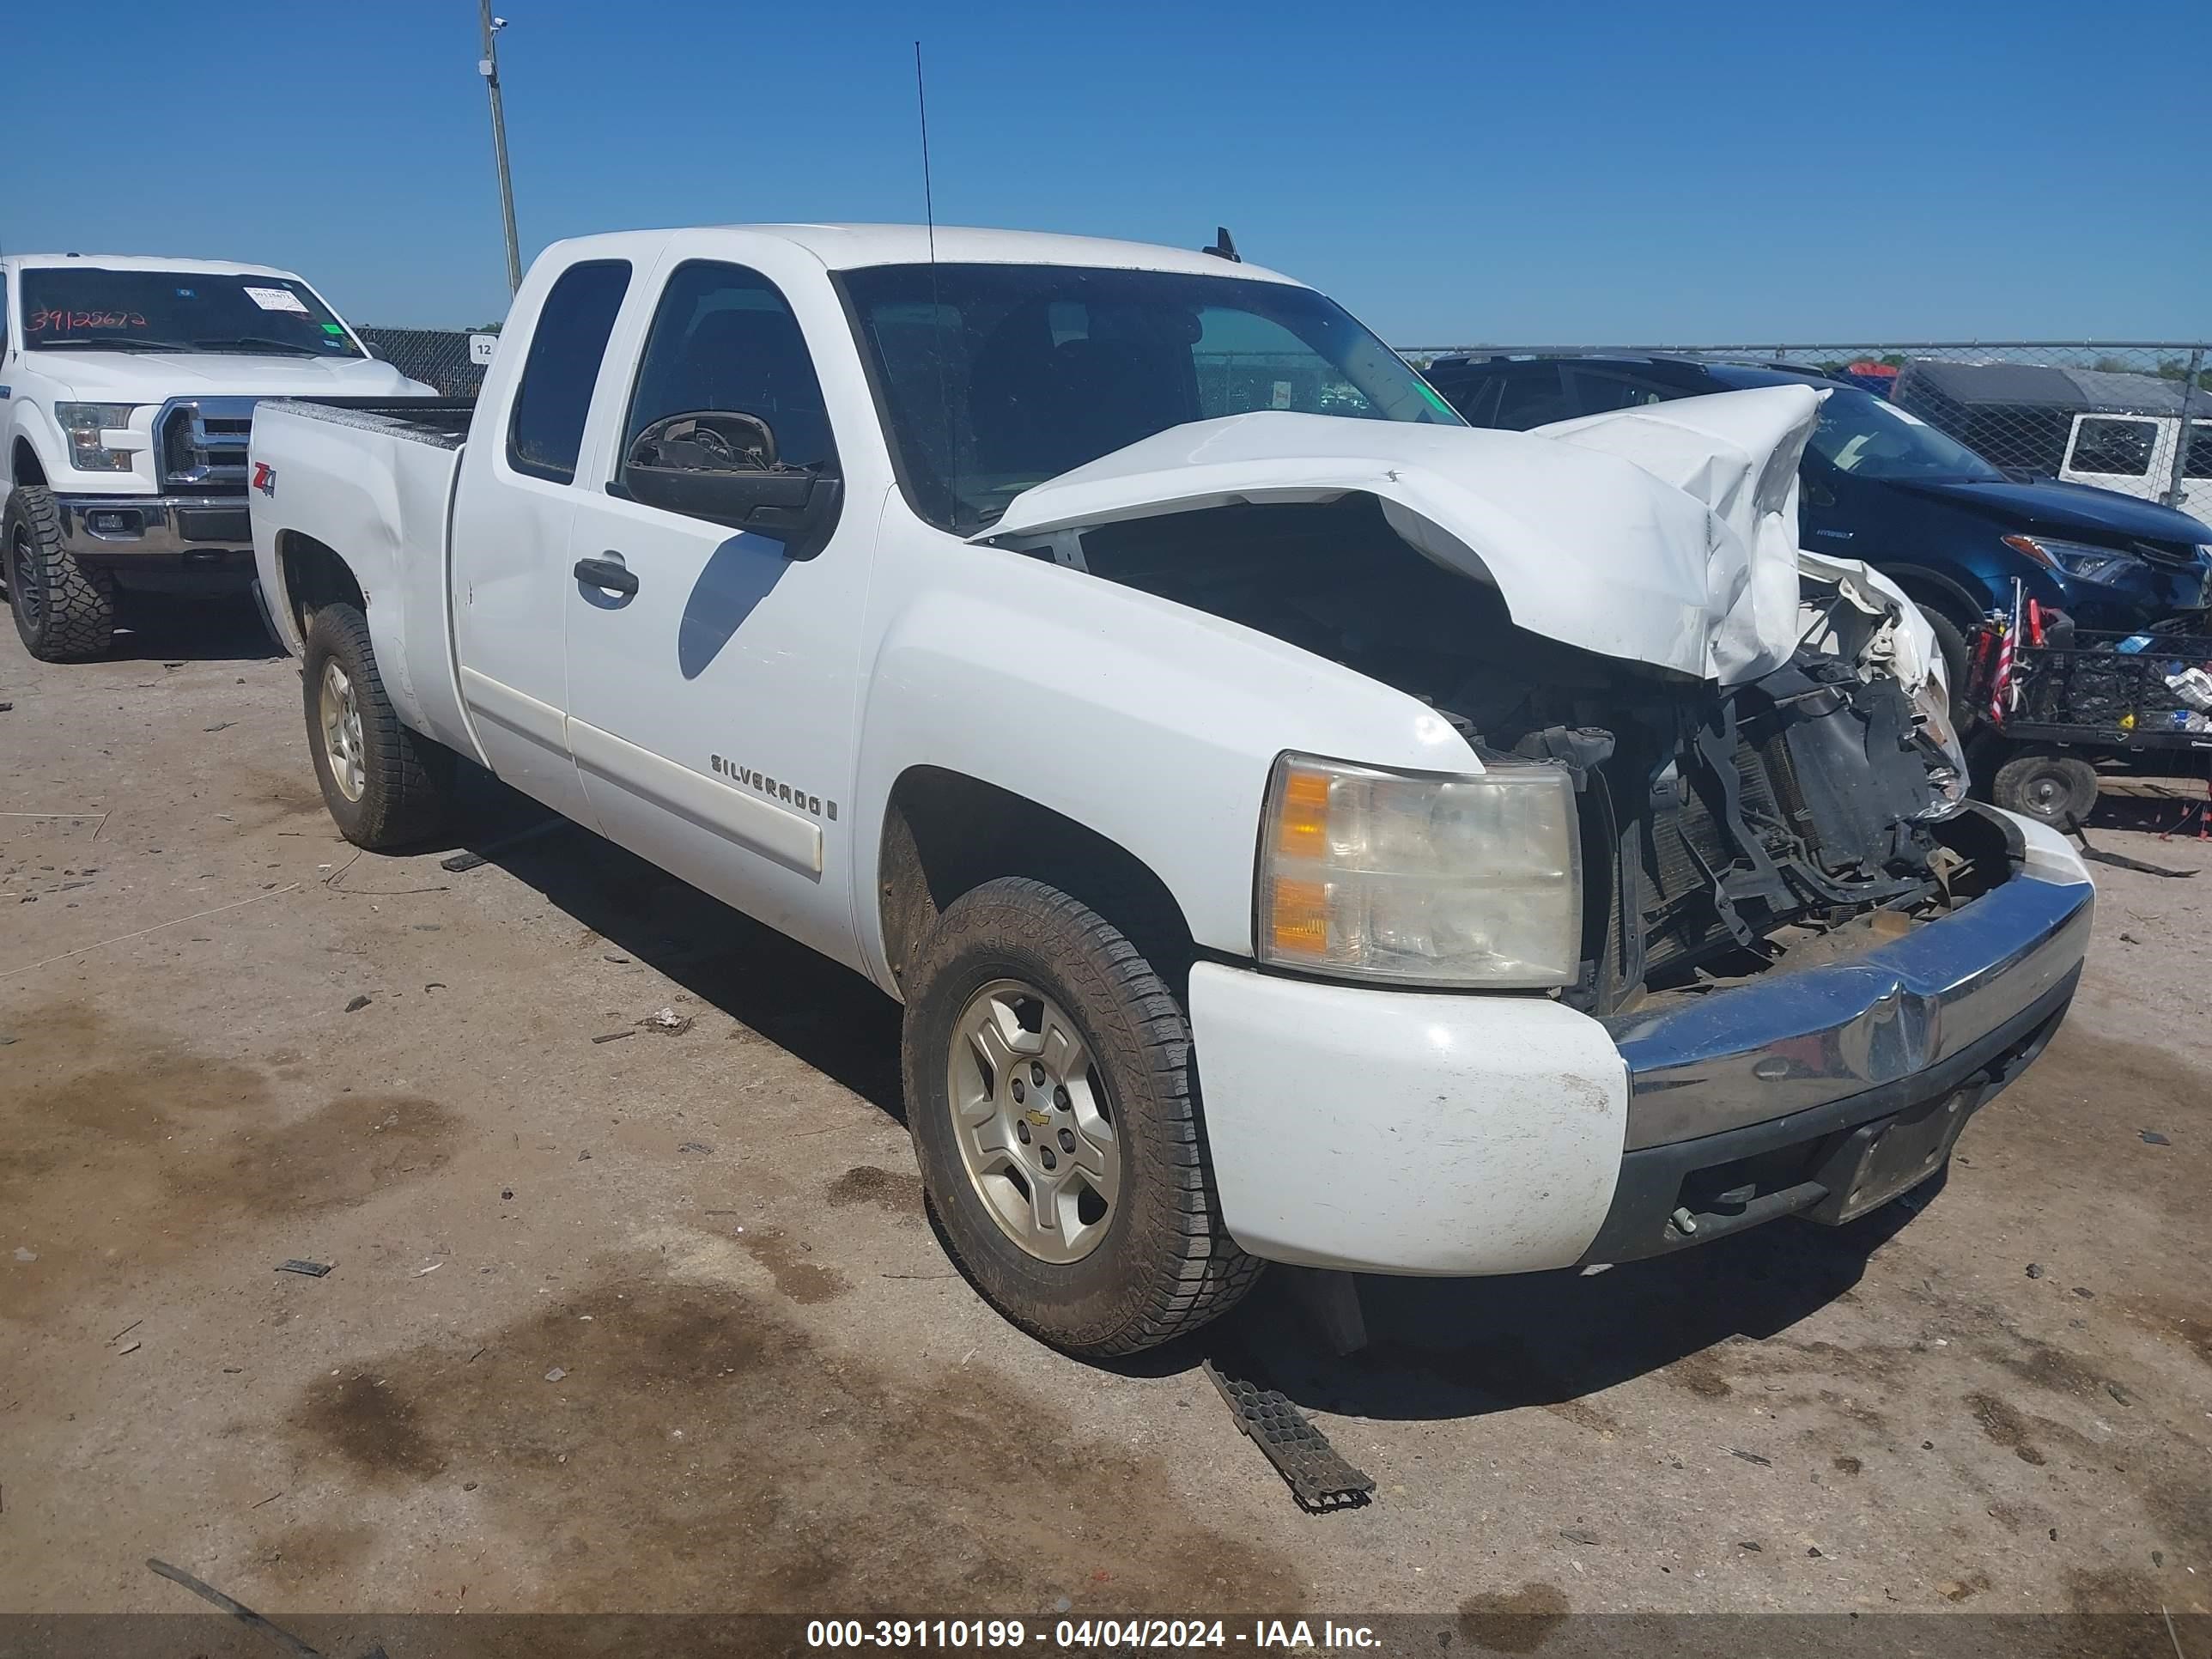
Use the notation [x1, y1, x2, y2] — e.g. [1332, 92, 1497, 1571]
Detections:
[507, 259, 632, 484]
[1564, 369, 1671, 416]
[1428, 368, 1503, 426]
[623, 262, 836, 473]
[2069, 416, 2159, 477]
[1489, 364, 1573, 429]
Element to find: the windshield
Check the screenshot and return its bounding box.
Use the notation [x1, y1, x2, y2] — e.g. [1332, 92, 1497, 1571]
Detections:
[838, 263, 1461, 532]
[1808, 387, 2001, 482]
[19, 268, 363, 358]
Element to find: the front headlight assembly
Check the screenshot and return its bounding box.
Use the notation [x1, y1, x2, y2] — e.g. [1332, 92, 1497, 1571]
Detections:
[2002, 534, 2142, 586]
[55, 403, 142, 473]
[1908, 673, 1971, 820]
[1256, 752, 1581, 989]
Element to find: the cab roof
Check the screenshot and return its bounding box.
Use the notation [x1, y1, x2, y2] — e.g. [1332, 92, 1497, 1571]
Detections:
[544, 223, 1301, 284]
[3, 252, 307, 279]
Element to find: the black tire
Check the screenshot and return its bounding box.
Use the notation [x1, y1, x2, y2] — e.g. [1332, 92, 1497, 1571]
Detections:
[1991, 750, 2100, 831]
[5, 486, 117, 661]
[1917, 605, 1977, 732]
[902, 877, 1262, 1357]
[301, 601, 455, 848]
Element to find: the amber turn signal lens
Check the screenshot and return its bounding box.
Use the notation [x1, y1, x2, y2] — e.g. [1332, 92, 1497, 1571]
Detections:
[1268, 877, 1330, 957]
[1274, 766, 1332, 856]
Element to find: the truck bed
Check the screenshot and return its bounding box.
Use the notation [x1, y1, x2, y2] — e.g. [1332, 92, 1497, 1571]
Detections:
[259, 395, 477, 447]
[248, 396, 481, 762]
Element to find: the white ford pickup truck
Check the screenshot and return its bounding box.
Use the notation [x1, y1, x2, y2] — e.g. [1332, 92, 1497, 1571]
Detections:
[1, 252, 434, 659]
[248, 225, 2093, 1357]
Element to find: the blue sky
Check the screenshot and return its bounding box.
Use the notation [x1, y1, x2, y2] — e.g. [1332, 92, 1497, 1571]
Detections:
[9, 0, 2207, 343]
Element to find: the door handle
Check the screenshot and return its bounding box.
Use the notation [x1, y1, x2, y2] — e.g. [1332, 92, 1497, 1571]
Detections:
[573, 556, 638, 597]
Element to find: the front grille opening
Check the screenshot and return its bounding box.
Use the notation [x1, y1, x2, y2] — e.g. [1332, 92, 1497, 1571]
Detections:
[158, 403, 252, 495]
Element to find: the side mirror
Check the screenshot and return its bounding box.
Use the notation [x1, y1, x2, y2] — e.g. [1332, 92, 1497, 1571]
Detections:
[363, 342, 389, 362]
[1802, 475, 1837, 508]
[618, 410, 842, 559]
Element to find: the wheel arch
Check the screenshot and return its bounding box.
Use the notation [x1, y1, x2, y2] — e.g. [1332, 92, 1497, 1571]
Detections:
[11, 434, 48, 490]
[275, 529, 368, 644]
[877, 765, 1199, 1001]
[1881, 562, 1990, 630]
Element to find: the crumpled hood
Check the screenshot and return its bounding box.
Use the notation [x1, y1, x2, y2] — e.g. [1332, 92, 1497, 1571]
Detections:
[22, 349, 431, 399]
[979, 390, 1826, 684]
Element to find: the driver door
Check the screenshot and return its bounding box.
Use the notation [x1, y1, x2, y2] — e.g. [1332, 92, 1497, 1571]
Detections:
[562, 258, 871, 967]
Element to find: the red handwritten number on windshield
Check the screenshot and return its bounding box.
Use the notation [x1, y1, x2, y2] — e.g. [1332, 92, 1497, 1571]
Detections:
[30, 308, 149, 332]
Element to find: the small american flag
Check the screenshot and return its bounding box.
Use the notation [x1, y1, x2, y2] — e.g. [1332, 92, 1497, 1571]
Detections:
[1986, 578, 2024, 725]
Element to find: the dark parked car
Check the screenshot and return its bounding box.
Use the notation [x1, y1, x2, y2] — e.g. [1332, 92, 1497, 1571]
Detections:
[1421, 354, 2212, 699]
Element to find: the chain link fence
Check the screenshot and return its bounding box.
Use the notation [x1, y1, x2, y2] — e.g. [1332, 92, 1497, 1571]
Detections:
[356, 326, 2211, 520]
[1399, 341, 2212, 515]
[356, 326, 495, 398]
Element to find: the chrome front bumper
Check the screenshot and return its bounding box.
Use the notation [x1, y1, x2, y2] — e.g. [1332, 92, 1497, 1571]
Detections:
[56, 494, 252, 559]
[1568, 811, 2094, 1263]
[1606, 853, 2094, 1153]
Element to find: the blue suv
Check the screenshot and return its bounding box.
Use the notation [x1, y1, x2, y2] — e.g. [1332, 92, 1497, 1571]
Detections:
[1422, 354, 2212, 694]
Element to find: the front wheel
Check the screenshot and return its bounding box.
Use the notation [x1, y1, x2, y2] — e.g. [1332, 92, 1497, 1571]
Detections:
[902, 878, 1262, 1357]
[5, 486, 117, 661]
[1991, 750, 2100, 832]
[1917, 605, 1978, 733]
[301, 602, 455, 848]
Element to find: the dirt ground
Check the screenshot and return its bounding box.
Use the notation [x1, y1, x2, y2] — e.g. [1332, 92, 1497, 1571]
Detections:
[3, 601, 2209, 1627]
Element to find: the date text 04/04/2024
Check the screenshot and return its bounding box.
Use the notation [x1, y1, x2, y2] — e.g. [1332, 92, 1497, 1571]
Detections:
[804, 1620, 1381, 1650]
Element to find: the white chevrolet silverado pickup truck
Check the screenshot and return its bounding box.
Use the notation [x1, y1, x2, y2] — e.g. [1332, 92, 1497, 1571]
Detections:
[1, 252, 434, 659]
[247, 225, 2094, 1357]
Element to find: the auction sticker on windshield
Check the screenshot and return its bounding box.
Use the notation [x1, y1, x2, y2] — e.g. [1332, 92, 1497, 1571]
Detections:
[244, 286, 311, 313]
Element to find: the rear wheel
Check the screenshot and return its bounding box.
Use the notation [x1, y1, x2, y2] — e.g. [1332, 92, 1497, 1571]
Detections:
[902, 878, 1261, 1357]
[1991, 750, 2100, 831]
[5, 486, 116, 661]
[301, 602, 454, 848]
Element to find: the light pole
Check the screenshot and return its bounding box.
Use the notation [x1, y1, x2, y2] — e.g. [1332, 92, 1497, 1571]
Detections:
[477, 2, 522, 295]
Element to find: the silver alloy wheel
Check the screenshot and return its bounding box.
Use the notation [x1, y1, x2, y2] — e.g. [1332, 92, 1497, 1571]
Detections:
[946, 977, 1120, 1264]
[319, 659, 368, 802]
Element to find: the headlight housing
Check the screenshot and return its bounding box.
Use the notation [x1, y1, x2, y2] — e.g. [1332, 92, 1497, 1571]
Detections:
[55, 403, 141, 473]
[1907, 674, 1971, 820]
[2002, 534, 2142, 586]
[1256, 752, 1582, 988]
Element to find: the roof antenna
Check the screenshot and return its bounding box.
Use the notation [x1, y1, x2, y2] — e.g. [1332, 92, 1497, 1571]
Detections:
[1202, 226, 1240, 263]
[914, 40, 963, 526]
[915, 42, 939, 264]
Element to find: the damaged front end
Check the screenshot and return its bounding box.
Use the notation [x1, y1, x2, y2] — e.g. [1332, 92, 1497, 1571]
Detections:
[1009, 487, 1992, 1015]
[977, 389, 2005, 1017]
[1551, 620, 1984, 1015]
[982, 392, 2092, 1265]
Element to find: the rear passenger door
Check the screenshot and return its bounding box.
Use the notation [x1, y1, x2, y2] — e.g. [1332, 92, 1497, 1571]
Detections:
[451, 256, 633, 827]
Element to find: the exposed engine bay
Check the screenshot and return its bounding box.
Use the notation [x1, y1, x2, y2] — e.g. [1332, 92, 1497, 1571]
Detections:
[1070, 495, 2002, 1013]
